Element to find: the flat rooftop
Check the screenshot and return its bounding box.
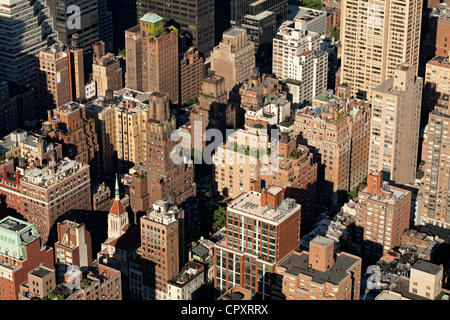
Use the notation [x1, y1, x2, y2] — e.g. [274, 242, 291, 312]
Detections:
[228, 191, 300, 224]
[223, 27, 245, 37]
[279, 251, 360, 285]
[30, 266, 54, 278]
[0, 218, 27, 232]
[412, 260, 442, 275]
[310, 235, 334, 247]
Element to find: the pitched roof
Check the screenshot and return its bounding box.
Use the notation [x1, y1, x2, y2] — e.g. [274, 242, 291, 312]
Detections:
[109, 198, 126, 216]
[140, 12, 163, 24]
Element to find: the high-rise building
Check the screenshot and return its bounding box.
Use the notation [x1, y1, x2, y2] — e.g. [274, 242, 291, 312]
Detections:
[140, 0, 215, 57]
[423, 55, 450, 115]
[86, 88, 152, 175]
[54, 220, 93, 282]
[261, 133, 318, 235]
[367, 64, 422, 185]
[145, 113, 196, 206]
[92, 41, 123, 97]
[0, 216, 54, 300]
[340, 0, 422, 98]
[0, 0, 57, 124]
[179, 47, 204, 105]
[210, 27, 256, 93]
[106, 0, 139, 52]
[230, 0, 287, 27]
[19, 158, 92, 243]
[138, 200, 181, 300]
[125, 13, 179, 103]
[213, 186, 301, 299]
[421, 94, 450, 230]
[38, 44, 86, 116]
[272, 20, 328, 108]
[355, 171, 412, 257]
[47, 0, 107, 54]
[212, 127, 270, 199]
[42, 102, 100, 181]
[0, 0, 57, 88]
[275, 236, 362, 300]
[241, 11, 277, 73]
[293, 84, 371, 204]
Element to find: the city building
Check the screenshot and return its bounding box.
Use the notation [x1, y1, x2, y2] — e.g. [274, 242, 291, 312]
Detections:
[140, 0, 215, 57]
[435, 10, 450, 57]
[214, 186, 302, 299]
[272, 19, 328, 108]
[241, 11, 277, 72]
[97, 176, 139, 278]
[355, 171, 412, 257]
[54, 220, 93, 282]
[340, 0, 422, 98]
[212, 126, 270, 199]
[86, 88, 151, 175]
[138, 200, 181, 300]
[92, 41, 123, 97]
[421, 94, 450, 230]
[293, 84, 371, 204]
[0, 0, 57, 96]
[47, 0, 109, 54]
[230, 0, 288, 27]
[367, 64, 423, 185]
[292, 7, 327, 34]
[42, 102, 100, 181]
[0, 82, 35, 137]
[423, 54, 450, 114]
[179, 47, 204, 105]
[125, 13, 179, 104]
[46, 262, 122, 300]
[92, 182, 112, 212]
[210, 27, 256, 93]
[0, 216, 54, 300]
[167, 261, 205, 300]
[275, 236, 362, 300]
[19, 158, 92, 242]
[375, 260, 450, 300]
[144, 106, 196, 207]
[18, 266, 56, 300]
[0, 129, 63, 169]
[261, 133, 318, 235]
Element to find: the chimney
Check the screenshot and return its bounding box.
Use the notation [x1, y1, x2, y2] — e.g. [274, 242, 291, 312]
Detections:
[2, 166, 6, 179]
[15, 169, 20, 186]
[47, 110, 52, 121]
[261, 189, 268, 207]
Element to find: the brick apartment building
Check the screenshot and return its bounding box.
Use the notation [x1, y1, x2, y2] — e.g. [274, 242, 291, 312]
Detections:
[0, 216, 54, 300]
[261, 132, 318, 235]
[92, 41, 123, 97]
[356, 171, 412, 257]
[275, 236, 362, 300]
[54, 220, 93, 282]
[293, 83, 371, 205]
[125, 13, 179, 104]
[179, 47, 204, 105]
[42, 101, 100, 181]
[214, 186, 302, 299]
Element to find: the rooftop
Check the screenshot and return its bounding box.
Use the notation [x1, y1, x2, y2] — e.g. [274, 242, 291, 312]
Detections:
[228, 191, 300, 224]
[30, 266, 54, 278]
[279, 251, 360, 285]
[140, 12, 164, 24]
[223, 27, 245, 38]
[412, 260, 443, 275]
